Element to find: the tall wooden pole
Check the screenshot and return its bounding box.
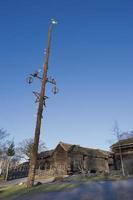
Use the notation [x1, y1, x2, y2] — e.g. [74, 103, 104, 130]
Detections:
[116, 129, 125, 176]
[114, 122, 125, 176]
[27, 21, 54, 187]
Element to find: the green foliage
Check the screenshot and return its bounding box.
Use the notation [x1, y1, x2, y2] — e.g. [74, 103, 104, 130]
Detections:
[7, 142, 15, 157]
[0, 182, 75, 199]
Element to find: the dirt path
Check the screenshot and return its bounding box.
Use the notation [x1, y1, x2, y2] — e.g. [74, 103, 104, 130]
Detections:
[0, 177, 55, 187]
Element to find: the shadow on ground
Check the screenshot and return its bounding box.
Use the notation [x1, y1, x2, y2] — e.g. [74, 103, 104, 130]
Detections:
[4, 179, 133, 200]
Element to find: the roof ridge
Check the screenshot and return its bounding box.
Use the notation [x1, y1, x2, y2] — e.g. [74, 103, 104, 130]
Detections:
[59, 141, 73, 151]
[59, 141, 73, 145]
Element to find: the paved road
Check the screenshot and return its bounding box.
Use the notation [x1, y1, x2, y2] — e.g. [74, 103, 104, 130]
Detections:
[11, 179, 133, 200]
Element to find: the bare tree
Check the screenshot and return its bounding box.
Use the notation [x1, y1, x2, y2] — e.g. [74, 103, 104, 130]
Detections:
[5, 141, 15, 180]
[0, 129, 10, 176]
[119, 131, 133, 140]
[113, 121, 125, 176]
[0, 129, 9, 155]
[17, 138, 46, 161]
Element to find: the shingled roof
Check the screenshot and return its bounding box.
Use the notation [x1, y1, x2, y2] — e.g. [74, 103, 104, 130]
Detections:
[38, 150, 54, 159]
[68, 145, 109, 158]
[37, 142, 73, 159]
[111, 137, 133, 149]
[59, 142, 73, 151]
[38, 141, 109, 159]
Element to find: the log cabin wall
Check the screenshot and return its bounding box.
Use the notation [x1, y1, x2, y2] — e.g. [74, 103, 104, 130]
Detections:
[37, 142, 110, 176]
[114, 153, 133, 175]
[68, 153, 83, 173]
[37, 156, 52, 170]
[52, 144, 68, 175]
[111, 138, 133, 175]
[67, 146, 109, 174]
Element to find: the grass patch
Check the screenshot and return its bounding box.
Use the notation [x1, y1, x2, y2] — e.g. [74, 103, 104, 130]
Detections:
[0, 184, 26, 199]
[0, 175, 4, 181]
[1, 174, 132, 199]
[0, 182, 76, 199]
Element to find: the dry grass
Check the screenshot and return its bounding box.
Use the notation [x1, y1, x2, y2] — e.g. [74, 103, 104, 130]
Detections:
[0, 182, 76, 199]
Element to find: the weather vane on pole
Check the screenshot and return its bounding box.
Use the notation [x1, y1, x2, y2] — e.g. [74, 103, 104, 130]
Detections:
[26, 19, 58, 187]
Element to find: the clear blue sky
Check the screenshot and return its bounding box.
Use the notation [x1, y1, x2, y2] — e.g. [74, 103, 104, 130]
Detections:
[0, 0, 133, 150]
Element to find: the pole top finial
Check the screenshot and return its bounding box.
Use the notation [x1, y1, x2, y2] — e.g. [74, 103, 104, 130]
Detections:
[51, 18, 58, 25]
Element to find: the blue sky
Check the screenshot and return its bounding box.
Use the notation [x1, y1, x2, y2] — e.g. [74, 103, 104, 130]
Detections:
[0, 0, 133, 150]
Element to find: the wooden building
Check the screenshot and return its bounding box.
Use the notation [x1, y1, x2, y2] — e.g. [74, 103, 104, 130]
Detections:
[37, 142, 109, 176]
[111, 138, 133, 175]
[7, 139, 133, 180]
